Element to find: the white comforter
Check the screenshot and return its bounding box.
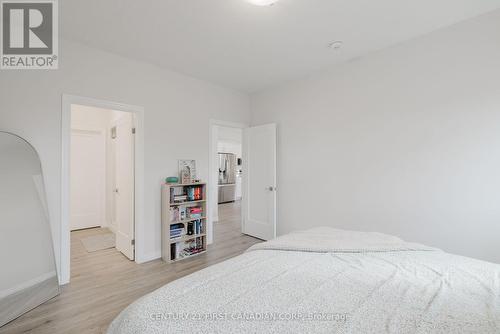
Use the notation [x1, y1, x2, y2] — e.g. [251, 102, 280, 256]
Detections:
[108, 228, 500, 333]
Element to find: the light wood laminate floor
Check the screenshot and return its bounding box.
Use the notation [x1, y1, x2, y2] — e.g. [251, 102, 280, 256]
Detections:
[1, 201, 259, 334]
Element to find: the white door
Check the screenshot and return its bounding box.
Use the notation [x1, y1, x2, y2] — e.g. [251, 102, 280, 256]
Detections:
[70, 130, 105, 231]
[113, 114, 135, 260]
[242, 123, 277, 240]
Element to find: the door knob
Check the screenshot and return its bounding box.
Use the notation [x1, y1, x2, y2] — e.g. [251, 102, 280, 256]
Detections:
[266, 186, 275, 191]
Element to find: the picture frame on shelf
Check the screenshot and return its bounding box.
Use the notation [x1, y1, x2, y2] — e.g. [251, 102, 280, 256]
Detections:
[178, 159, 197, 184]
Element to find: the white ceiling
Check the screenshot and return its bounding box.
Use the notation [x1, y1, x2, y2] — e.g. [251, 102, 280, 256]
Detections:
[61, 0, 500, 93]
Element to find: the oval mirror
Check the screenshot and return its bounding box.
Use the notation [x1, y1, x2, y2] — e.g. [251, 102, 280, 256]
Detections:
[0, 131, 60, 327]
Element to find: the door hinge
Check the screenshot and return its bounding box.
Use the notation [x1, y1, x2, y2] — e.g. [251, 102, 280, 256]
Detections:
[132, 128, 136, 134]
[131, 239, 135, 245]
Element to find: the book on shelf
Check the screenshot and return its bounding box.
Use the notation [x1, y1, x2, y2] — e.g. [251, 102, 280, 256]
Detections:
[186, 220, 203, 235]
[170, 223, 184, 240]
[179, 238, 204, 258]
[171, 207, 203, 222]
[169, 187, 184, 202]
[173, 195, 188, 203]
[170, 228, 183, 235]
[170, 243, 180, 260]
[196, 220, 203, 234]
[187, 219, 203, 235]
[169, 185, 203, 204]
[170, 223, 184, 229]
[187, 207, 202, 218]
[186, 186, 202, 201]
[190, 207, 202, 212]
[181, 248, 204, 257]
[170, 237, 204, 261]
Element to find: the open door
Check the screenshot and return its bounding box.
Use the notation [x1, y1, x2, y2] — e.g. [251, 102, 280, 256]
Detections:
[114, 114, 135, 260]
[242, 123, 276, 240]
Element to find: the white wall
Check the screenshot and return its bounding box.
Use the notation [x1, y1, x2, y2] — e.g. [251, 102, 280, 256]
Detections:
[251, 10, 500, 263]
[0, 39, 250, 281]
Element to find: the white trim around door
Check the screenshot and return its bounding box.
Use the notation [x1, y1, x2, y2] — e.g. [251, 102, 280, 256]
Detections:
[61, 94, 145, 285]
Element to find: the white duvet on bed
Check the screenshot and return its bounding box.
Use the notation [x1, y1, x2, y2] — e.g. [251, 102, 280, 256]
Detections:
[108, 228, 500, 334]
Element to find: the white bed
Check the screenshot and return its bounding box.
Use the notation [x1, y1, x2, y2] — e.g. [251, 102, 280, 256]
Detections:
[108, 228, 500, 333]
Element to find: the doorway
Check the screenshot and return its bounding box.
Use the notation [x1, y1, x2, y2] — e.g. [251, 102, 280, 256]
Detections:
[69, 104, 135, 265]
[208, 120, 277, 245]
[61, 95, 144, 285]
[215, 126, 243, 233]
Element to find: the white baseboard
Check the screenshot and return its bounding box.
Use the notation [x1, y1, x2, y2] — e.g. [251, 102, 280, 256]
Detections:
[0, 272, 59, 327]
[0, 271, 58, 299]
[136, 250, 161, 264]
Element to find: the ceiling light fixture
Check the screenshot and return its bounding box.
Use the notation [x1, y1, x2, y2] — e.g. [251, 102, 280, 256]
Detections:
[246, 0, 279, 6]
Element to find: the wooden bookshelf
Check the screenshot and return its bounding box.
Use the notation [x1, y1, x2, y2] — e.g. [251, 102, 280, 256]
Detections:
[161, 182, 207, 262]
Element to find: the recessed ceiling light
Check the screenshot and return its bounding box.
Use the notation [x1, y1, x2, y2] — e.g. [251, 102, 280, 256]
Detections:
[246, 0, 279, 6]
[328, 41, 343, 50]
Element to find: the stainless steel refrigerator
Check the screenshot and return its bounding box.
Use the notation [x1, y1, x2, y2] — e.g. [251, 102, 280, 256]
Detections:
[218, 153, 236, 203]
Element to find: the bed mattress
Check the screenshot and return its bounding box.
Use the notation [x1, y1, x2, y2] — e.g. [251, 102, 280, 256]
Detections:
[108, 228, 500, 333]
